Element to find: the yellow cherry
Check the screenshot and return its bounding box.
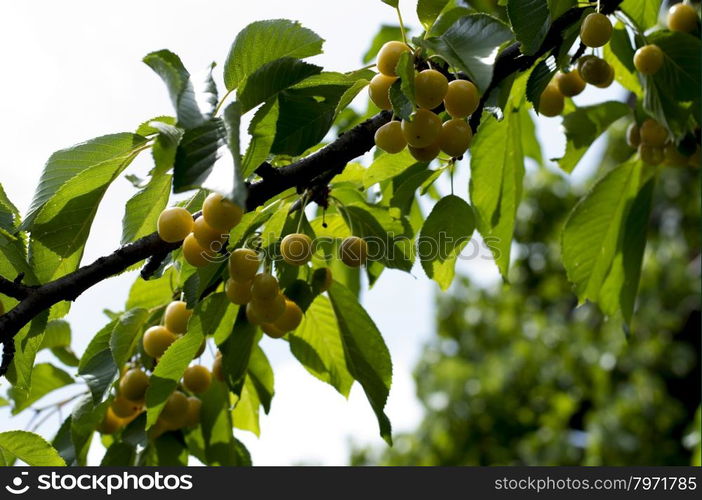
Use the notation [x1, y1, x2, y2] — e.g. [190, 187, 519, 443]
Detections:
[580, 12, 612, 48]
[202, 193, 243, 233]
[157, 207, 193, 243]
[164, 300, 192, 334]
[401, 108, 442, 148]
[443, 80, 479, 118]
[143, 325, 177, 359]
[224, 278, 252, 305]
[374, 121, 407, 154]
[368, 74, 397, 110]
[414, 69, 449, 110]
[633, 45, 664, 76]
[280, 233, 313, 266]
[339, 236, 368, 267]
[667, 3, 699, 33]
[438, 118, 473, 157]
[183, 233, 216, 268]
[537, 84, 564, 117]
[228, 248, 260, 282]
[376, 41, 412, 76]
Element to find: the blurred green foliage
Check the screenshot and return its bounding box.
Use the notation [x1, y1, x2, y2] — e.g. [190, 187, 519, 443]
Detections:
[353, 162, 700, 466]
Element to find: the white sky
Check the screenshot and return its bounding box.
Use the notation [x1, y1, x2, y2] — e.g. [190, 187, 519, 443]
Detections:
[0, 0, 622, 465]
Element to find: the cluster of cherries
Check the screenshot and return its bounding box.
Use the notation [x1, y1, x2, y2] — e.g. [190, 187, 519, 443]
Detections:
[540, 4, 699, 118]
[369, 40, 478, 162]
[98, 188, 380, 434]
[626, 119, 700, 167]
[99, 300, 213, 436]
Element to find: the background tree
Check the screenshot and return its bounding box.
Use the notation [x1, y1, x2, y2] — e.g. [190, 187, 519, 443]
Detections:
[352, 164, 701, 466]
[0, 0, 699, 465]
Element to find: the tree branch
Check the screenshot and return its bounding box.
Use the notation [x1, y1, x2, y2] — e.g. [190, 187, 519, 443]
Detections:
[0, 276, 35, 301]
[469, 0, 623, 132]
[0, 0, 625, 377]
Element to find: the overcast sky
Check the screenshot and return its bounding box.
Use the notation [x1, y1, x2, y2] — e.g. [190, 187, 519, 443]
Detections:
[0, 0, 620, 465]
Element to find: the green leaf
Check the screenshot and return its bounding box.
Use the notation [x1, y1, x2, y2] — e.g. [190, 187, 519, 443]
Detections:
[39, 320, 71, 350]
[429, 7, 473, 37]
[363, 25, 404, 64]
[648, 30, 701, 104]
[289, 295, 354, 397]
[219, 309, 258, 395]
[0, 430, 66, 466]
[101, 442, 136, 466]
[548, 0, 576, 19]
[110, 308, 150, 367]
[80, 349, 118, 405]
[199, 62, 219, 119]
[396, 51, 416, 103]
[143, 50, 204, 129]
[247, 346, 274, 413]
[231, 376, 261, 436]
[418, 0, 451, 30]
[598, 177, 655, 324]
[121, 174, 172, 245]
[620, 0, 663, 32]
[126, 268, 175, 310]
[199, 383, 251, 465]
[526, 58, 557, 111]
[145, 294, 229, 427]
[520, 106, 543, 165]
[224, 19, 324, 91]
[469, 109, 525, 279]
[173, 118, 226, 192]
[149, 120, 183, 175]
[556, 101, 630, 173]
[364, 149, 421, 188]
[145, 330, 204, 428]
[423, 14, 514, 92]
[28, 135, 148, 290]
[561, 160, 644, 313]
[419, 195, 475, 290]
[270, 90, 337, 156]
[328, 281, 393, 444]
[70, 395, 109, 465]
[23, 133, 147, 231]
[6, 312, 49, 403]
[78, 319, 119, 404]
[381, 0, 399, 8]
[242, 99, 279, 177]
[604, 23, 642, 95]
[238, 58, 322, 113]
[222, 101, 248, 210]
[391, 168, 434, 212]
[507, 0, 551, 55]
[52, 416, 76, 465]
[10, 363, 74, 414]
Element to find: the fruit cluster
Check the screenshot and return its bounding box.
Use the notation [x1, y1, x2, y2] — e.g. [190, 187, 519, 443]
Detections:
[540, 4, 700, 119]
[369, 40, 478, 162]
[99, 300, 209, 436]
[225, 248, 304, 338]
[538, 12, 617, 117]
[157, 192, 243, 267]
[626, 119, 700, 167]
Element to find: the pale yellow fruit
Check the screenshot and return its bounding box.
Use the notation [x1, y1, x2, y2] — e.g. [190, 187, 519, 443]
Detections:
[157, 207, 193, 243]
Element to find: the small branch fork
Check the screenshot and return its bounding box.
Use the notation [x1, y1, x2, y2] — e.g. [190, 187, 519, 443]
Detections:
[0, 0, 624, 378]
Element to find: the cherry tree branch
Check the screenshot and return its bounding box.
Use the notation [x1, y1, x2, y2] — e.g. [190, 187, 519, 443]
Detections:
[0, 0, 624, 377]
